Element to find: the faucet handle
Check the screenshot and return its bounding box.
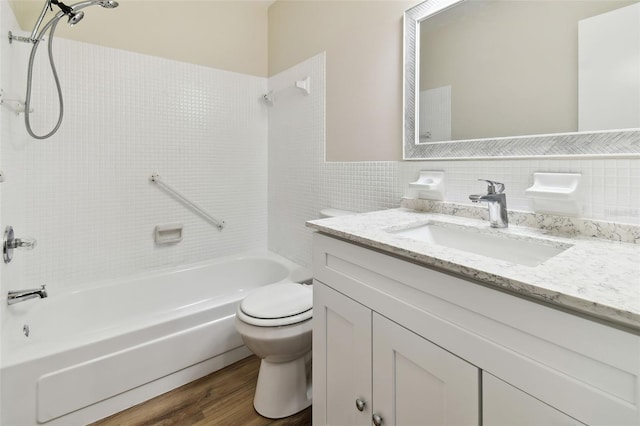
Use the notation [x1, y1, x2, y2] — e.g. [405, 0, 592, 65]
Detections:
[14, 237, 37, 250]
[478, 179, 505, 194]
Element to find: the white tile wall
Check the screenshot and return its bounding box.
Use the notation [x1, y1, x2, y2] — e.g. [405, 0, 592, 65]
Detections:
[321, 158, 640, 226]
[1, 17, 269, 293]
[401, 158, 640, 224]
[321, 161, 400, 214]
[268, 53, 325, 268]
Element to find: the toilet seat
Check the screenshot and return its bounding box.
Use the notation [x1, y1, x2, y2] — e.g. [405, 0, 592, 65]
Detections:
[238, 282, 312, 327]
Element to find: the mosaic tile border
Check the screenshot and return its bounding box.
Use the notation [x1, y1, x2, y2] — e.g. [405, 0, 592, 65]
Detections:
[404, 130, 640, 160]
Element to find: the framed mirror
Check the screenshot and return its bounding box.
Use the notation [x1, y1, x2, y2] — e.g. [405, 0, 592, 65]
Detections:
[403, 0, 640, 159]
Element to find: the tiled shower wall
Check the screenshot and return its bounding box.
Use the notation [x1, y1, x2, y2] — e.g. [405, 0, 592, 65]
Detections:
[267, 53, 325, 269]
[0, 1, 269, 293]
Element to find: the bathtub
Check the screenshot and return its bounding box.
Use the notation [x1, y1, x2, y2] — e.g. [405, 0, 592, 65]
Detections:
[0, 251, 310, 426]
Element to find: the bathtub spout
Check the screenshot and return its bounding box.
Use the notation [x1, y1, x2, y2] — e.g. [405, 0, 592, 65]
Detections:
[7, 284, 47, 305]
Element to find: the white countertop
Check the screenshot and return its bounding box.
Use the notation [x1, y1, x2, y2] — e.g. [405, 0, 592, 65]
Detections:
[307, 208, 640, 332]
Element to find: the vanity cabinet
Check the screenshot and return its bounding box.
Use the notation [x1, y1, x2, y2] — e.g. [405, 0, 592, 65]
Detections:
[313, 283, 479, 425]
[312, 233, 640, 426]
[483, 373, 584, 425]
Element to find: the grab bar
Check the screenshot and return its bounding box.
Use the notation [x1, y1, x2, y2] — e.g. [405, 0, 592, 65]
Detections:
[150, 174, 225, 231]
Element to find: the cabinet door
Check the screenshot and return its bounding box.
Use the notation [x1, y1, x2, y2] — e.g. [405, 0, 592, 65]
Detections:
[373, 314, 480, 426]
[483, 373, 585, 425]
[313, 282, 372, 426]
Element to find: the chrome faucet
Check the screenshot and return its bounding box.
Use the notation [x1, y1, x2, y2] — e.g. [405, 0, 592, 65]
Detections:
[469, 179, 508, 228]
[7, 284, 47, 305]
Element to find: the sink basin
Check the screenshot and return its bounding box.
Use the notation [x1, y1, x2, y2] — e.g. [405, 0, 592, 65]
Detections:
[387, 222, 572, 267]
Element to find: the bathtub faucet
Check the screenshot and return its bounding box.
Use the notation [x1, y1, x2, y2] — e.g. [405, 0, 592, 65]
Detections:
[7, 284, 47, 305]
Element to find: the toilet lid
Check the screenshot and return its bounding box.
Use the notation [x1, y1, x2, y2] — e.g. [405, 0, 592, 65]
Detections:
[240, 282, 312, 320]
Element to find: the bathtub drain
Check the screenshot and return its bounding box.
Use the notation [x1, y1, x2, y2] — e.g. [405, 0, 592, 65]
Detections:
[23, 324, 29, 337]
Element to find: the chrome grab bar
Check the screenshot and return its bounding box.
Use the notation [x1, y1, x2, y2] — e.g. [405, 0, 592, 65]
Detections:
[150, 174, 225, 231]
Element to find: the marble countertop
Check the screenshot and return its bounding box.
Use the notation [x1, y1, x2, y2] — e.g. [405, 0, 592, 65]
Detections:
[307, 208, 640, 332]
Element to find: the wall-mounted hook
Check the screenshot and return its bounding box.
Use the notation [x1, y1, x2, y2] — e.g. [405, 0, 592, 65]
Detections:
[261, 76, 311, 106]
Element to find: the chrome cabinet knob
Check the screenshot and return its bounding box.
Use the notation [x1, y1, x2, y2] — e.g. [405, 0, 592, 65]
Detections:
[372, 413, 383, 426]
[355, 398, 366, 412]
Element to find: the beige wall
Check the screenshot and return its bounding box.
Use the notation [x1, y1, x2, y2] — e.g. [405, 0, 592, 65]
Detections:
[8, 0, 270, 77]
[269, 0, 417, 161]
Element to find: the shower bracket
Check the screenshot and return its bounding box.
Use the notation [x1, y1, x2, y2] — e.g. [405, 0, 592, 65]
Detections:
[7, 31, 42, 44]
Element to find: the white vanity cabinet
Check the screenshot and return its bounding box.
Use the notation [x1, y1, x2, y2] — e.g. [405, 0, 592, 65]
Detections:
[313, 282, 479, 425]
[311, 233, 640, 426]
[483, 373, 584, 425]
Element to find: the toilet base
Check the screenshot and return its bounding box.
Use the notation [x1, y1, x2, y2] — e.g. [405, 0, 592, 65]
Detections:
[253, 354, 312, 419]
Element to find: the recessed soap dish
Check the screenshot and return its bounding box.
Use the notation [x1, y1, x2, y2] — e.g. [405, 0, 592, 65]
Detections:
[409, 171, 445, 201]
[154, 224, 183, 245]
[525, 173, 581, 216]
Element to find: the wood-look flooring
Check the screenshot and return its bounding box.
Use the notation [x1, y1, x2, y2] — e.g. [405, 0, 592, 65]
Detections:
[91, 356, 312, 426]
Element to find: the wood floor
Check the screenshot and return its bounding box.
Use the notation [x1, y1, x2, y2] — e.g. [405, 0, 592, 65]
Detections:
[91, 356, 312, 426]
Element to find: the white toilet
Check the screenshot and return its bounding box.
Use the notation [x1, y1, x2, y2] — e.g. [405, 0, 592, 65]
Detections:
[235, 208, 354, 418]
[235, 282, 313, 419]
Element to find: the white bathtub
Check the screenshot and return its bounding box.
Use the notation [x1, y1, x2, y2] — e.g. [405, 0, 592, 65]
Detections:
[0, 251, 310, 426]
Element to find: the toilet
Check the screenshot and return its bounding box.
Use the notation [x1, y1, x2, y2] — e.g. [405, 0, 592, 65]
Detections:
[235, 207, 354, 419]
[235, 282, 313, 419]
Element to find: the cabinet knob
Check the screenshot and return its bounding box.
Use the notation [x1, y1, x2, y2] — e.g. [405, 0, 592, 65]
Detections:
[372, 413, 383, 426]
[355, 398, 366, 411]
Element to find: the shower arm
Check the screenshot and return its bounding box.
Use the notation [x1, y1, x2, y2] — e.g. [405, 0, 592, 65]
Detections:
[28, 0, 53, 42]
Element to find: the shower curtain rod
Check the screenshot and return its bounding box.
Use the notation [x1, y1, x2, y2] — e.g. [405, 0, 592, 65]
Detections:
[150, 174, 225, 231]
[262, 76, 310, 104]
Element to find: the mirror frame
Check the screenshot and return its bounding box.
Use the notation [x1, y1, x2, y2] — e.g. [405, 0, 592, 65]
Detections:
[403, 0, 640, 160]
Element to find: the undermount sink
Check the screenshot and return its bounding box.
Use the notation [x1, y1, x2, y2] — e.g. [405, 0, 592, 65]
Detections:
[387, 222, 572, 267]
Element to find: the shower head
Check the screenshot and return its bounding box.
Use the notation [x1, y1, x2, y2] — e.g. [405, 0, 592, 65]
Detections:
[26, 0, 119, 40]
[66, 0, 118, 25]
[50, 0, 83, 26]
[67, 10, 84, 25]
[97, 1, 119, 8]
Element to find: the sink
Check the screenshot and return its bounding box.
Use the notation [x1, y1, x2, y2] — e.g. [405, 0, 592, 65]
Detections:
[387, 222, 572, 267]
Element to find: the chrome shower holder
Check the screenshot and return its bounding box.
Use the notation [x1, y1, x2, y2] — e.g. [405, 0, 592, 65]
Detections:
[8, 31, 42, 44]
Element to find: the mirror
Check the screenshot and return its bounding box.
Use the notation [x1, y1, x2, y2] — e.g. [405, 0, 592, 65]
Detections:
[404, 0, 640, 159]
